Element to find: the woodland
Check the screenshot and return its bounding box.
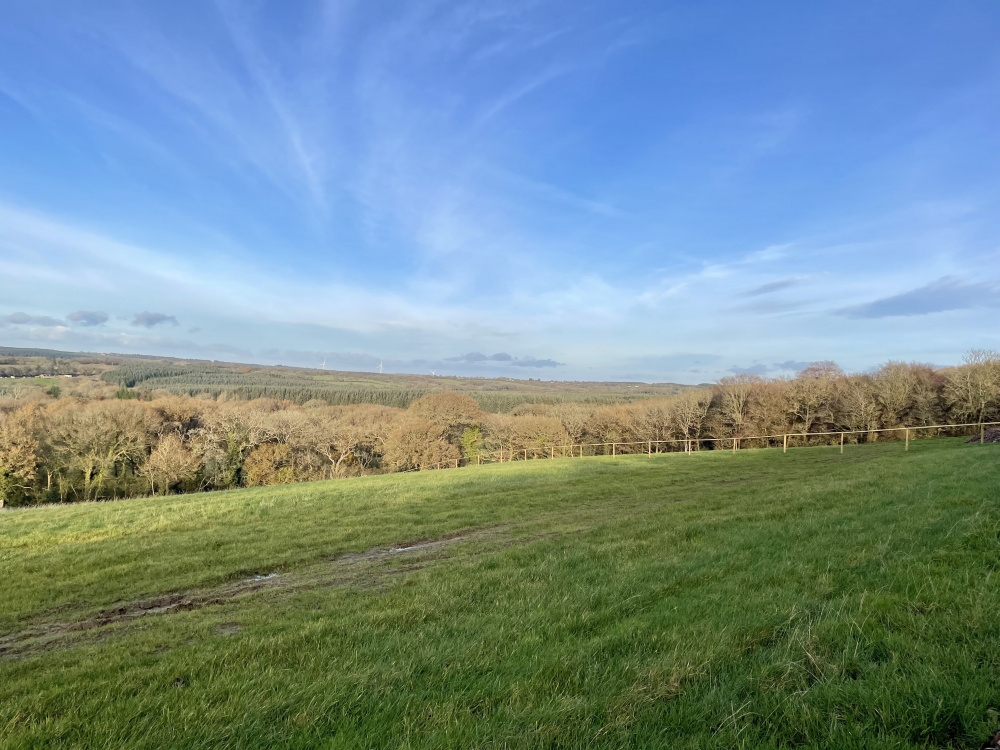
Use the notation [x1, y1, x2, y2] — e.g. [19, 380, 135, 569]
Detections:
[1, 351, 998, 506]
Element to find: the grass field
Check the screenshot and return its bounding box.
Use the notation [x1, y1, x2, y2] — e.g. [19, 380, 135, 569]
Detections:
[2, 439, 999, 748]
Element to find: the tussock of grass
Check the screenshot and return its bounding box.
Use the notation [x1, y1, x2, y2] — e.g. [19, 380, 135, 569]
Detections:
[1, 439, 999, 748]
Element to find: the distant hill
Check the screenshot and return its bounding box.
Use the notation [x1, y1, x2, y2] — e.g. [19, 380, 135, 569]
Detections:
[0, 345, 695, 411]
[0, 346, 96, 359]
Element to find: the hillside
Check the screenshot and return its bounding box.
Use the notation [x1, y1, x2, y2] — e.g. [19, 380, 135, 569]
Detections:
[2, 439, 1000, 748]
[0, 346, 693, 410]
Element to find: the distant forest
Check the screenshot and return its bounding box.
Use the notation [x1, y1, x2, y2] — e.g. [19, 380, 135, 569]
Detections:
[1, 350, 998, 507]
[96, 361, 675, 411]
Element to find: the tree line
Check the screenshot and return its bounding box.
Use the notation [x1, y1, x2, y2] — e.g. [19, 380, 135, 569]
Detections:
[2, 351, 998, 507]
[99, 362, 653, 411]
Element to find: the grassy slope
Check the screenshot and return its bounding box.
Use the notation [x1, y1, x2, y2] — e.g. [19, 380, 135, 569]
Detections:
[1, 440, 999, 748]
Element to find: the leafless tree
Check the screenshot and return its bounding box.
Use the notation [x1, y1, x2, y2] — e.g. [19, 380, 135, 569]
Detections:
[0, 405, 39, 507]
[945, 349, 1000, 423]
[140, 433, 200, 495]
[384, 418, 459, 471]
[717, 374, 762, 447]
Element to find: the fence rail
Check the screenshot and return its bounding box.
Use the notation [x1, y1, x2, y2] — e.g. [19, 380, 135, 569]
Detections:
[405, 420, 1000, 472]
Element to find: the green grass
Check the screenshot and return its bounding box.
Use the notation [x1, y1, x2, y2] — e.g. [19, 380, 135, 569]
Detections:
[2, 439, 1000, 748]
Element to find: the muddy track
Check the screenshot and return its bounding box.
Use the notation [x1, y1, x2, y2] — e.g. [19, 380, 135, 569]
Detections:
[0, 523, 576, 660]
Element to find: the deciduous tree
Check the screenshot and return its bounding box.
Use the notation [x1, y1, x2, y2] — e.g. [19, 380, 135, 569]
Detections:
[140, 433, 200, 495]
[0, 405, 39, 507]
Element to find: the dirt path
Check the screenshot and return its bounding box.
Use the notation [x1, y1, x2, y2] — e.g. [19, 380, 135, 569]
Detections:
[1, 496, 658, 661]
[0, 523, 572, 660]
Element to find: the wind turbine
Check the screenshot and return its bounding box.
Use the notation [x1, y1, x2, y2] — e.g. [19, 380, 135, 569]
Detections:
[430, 370, 437, 377]
[321, 356, 327, 371]
[378, 360, 383, 374]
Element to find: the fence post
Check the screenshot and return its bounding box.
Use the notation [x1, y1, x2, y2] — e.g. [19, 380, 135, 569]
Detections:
[550, 446, 554, 459]
[982, 423, 985, 445]
[648, 441, 651, 455]
[905, 428, 909, 451]
[499, 446, 503, 462]
[840, 432, 844, 454]
[783, 434, 788, 453]
[612, 443, 616, 456]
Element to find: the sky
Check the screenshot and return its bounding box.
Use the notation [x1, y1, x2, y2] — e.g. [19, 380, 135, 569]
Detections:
[1, 1, 998, 383]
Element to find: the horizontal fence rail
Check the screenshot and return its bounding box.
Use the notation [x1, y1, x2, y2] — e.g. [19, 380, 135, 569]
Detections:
[400, 420, 1000, 472]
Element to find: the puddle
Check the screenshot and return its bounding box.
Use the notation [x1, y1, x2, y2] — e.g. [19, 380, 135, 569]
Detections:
[243, 572, 277, 583]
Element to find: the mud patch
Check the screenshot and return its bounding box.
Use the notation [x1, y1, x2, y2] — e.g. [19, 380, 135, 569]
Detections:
[0, 575, 282, 660]
[216, 622, 243, 637]
[330, 526, 507, 566]
[0, 523, 536, 660]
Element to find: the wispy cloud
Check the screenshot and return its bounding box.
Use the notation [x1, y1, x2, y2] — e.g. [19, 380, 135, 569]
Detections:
[836, 276, 1000, 319]
[211, 0, 328, 208]
[3, 3, 1000, 381]
[0, 201, 458, 336]
[740, 277, 803, 297]
[473, 64, 577, 129]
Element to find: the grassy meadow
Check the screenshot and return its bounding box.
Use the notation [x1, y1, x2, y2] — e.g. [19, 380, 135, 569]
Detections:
[2, 439, 1000, 748]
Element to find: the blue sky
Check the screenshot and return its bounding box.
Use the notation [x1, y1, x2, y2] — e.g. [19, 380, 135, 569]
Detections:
[1, 1, 998, 382]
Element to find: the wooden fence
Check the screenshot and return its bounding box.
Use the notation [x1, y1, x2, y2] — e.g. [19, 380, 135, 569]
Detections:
[407, 420, 1000, 472]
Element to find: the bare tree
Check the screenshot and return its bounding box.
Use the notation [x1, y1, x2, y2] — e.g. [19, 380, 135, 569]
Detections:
[586, 406, 635, 447]
[408, 392, 482, 426]
[319, 405, 398, 477]
[872, 361, 942, 427]
[630, 400, 675, 444]
[243, 443, 294, 487]
[0, 405, 39, 508]
[384, 418, 459, 471]
[945, 349, 1000, 424]
[787, 363, 843, 437]
[508, 415, 571, 457]
[841, 375, 881, 441]
[46, 401, 156, 501]
[140, 434, 200, 495]
[717, 374, 762, 447]
[670, 390, 712, 447]
[748, 380, 792, 441]
[196, 404, 277, 489]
